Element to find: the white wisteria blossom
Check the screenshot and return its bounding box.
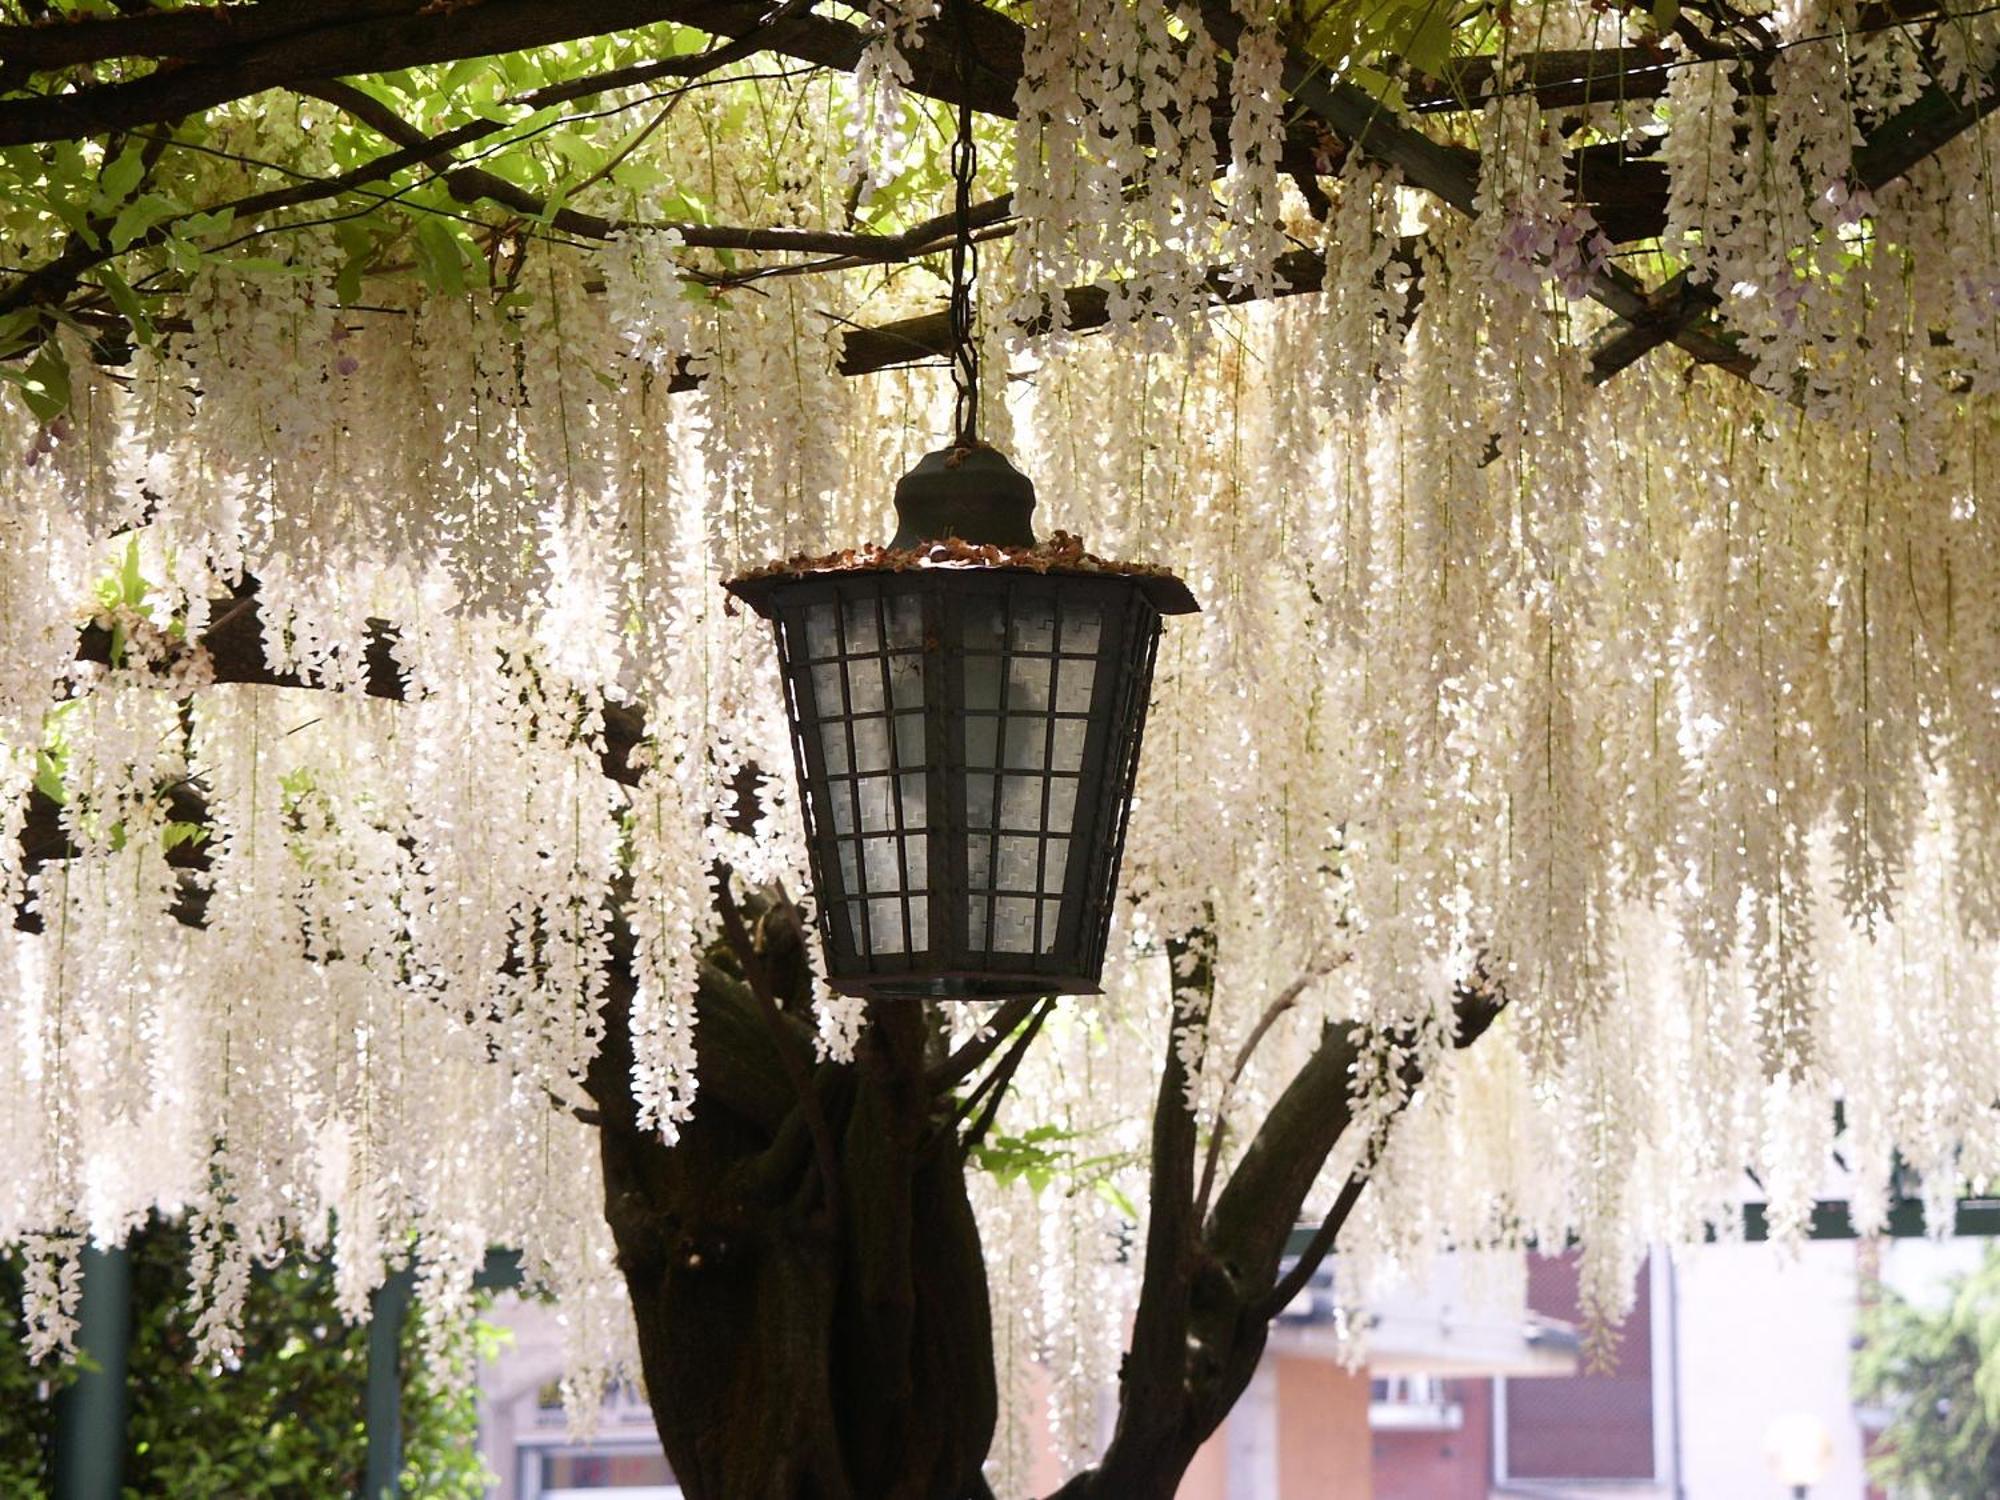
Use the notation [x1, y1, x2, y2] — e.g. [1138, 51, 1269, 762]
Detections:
[0, 4, 1995, 1484]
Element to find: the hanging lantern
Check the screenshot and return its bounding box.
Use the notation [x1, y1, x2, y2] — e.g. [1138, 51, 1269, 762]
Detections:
[725, 0, 1195, 999]
[726, 448, 1196, 1000]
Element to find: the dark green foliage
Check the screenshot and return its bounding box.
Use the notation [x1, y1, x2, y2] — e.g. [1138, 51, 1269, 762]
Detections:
[1854, 1249, 2000, 1498]
[0, 1225, 490, 1499]
[0, 1255, 74, 1498]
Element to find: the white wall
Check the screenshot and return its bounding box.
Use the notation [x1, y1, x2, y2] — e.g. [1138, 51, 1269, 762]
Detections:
[1670, 1237, 1986, 1500]
[1672, 1240, 1867, 1500]
[476, 1295, 569, 1500]
[1876, 1236, 1986, 1308]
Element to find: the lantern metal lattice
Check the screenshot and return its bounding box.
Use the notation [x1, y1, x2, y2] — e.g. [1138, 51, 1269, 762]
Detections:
[729, 555, 1193, 999]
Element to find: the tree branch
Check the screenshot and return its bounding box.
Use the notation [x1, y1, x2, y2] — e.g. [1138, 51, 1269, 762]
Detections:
[713, 867, 842, 1218]
[1246, 980, 1508, 1321]
[0, 0, 421, 72]
[295, 70, 929, 258]
[88, 575, 645, 785]
[928, 994, 1043, 1093]
[1191, 0, 1759, 392]
[1255, 1173, 1368, 1321]
[1201, 1016, 1364, 1292]
[816, 238, 1418, 384]
[15, 574, 652, 892]
[1108, 932, 1214, 1444]
[954, 997, 1054, 1156]
[1587, 60, 2000, 384]
[1402, 0, 1961, 112]
[1192, 966, 1330, 1228]
[0, 0, 1024, 147]
[0, 0, 813, 147]
[1406, 45, 1695, 113]
[1, 116, 512, 319]
[0, 0, 854, 322]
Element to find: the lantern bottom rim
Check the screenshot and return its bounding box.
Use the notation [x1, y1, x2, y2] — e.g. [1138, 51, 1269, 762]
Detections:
[826, 971, 1106, 1003]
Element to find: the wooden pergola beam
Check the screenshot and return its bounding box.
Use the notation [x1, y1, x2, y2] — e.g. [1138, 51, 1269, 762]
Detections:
[13, 578, 650, 919]
[0, 0, 1987, 409]
[1588, 62, 2000, 383]
[1187, 0, 1763, 389]
[736, 240, 1419, 384]
[0, 0, 1022, 147]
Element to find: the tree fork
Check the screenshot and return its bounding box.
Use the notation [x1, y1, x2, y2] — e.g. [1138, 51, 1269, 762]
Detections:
[1049, 980, 1508, 1500]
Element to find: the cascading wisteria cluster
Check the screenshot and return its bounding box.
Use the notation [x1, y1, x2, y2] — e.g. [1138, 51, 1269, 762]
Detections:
[0, 0, 1995, 1471]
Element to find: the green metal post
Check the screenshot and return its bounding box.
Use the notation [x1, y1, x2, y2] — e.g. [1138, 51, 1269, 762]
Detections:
[360, 1248, 522, 1499]
[362, 1267, 415, 1500]
[474, 1248, 523, 1293]
[52, 1243, 132, 1500]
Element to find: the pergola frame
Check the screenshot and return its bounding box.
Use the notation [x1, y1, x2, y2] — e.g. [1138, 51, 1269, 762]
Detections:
[0, 0, 1992, 395]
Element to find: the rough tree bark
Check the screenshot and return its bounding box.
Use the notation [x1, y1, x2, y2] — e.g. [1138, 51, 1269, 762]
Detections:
[584, 894, 1001, 1500]
[580, 884, 1506, 1500]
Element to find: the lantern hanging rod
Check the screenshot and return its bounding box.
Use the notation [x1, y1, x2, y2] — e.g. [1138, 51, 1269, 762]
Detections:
[947, 0, 981, 448]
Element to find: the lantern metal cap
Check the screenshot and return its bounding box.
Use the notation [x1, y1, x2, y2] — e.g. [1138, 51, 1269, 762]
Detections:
[724, 442, 1200, 618]
[891, 443, 1036, 549]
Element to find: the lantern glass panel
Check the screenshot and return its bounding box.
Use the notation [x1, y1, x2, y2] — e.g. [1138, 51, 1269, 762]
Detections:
[811, 663, 843, 712]
[1052, 719, 1085, 773]
[790, 582, 936, 965]
[1003, 718, 1045, 770]
[849, 665, 885, 714]
[740, 563, 1189, 999]
[1055, 663, 1095, 714]
[966, 774, 994, 829]
[804, 601, 836, 652]
[819, 723, 851, 775]
[997, 836, 1037, 889]
[1061, 605, 1103, 654]
[993, 896, 1035, 951]
[842, 597, 881, 653]
[853, 721, 890, 776]
[1047, 777, 1078, 831]
[965, 657, 1001, 710]
[999, 775, 1038, 828]
[1043, 837, 1070, 891]
[955, 585, 1123, 962]
[1007, 656, 1050, 702]
[1011, 603, 1055, 652]
[966, 717, 997, 767]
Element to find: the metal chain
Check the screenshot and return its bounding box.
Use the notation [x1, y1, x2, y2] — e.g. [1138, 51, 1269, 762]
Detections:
[948, 0, 980, 447]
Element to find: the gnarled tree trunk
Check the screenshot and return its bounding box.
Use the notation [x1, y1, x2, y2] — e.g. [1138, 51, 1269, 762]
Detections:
[586, 897, 998, 1500]
[583, 887, 1505, 1500]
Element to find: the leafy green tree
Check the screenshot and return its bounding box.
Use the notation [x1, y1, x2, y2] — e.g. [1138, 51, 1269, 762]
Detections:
[1854, 1251, 2000, 1498]
[0, 1223, 491, 1499]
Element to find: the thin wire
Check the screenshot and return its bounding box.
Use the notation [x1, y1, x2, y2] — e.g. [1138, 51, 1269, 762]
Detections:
[948, 0, 981, 447]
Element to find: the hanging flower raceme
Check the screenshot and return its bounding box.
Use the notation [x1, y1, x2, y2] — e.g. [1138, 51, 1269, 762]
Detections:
[0, 0, 1991, 1459]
